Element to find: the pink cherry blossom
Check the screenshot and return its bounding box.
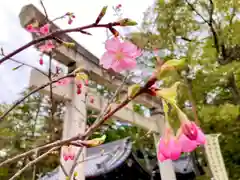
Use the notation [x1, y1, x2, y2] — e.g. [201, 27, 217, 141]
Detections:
[26, 24, 39, 33]
[177, 129, 198, 152]
[157, 127, 182, 162]
[100, 37, 141, 72]
[39, 24, 50, 35]
[62, 145, 75, 161]
[39, 40, 55, 52]
[176, 110, 206, 151]
[179, 116, 206, 145]
[56, 77, 73, 86]
[157, 151, 168, 162]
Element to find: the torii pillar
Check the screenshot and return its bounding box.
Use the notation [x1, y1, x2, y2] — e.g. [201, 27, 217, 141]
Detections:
[59, 78, 87, 180]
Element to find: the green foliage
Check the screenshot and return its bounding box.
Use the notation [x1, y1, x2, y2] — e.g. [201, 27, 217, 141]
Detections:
[0, 91, 63, 179]
[134, 0, 240, 179]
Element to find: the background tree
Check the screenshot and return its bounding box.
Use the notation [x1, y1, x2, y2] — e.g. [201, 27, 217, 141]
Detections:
[129, 0, 240, 179]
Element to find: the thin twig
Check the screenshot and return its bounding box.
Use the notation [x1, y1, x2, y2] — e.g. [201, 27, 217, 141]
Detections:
[9, 146, 60, 180]
[40, 0, 48, 21]
[0, 73, 73, 121]
[0, 52, 48, 77]
[68, 148, 84, 177]
[0, 134, 80, 167]
[60, 162, 68, 177]
[48, 54, 55, 138]
[68, 89, 88, 177]
[91, 73, 130, 127]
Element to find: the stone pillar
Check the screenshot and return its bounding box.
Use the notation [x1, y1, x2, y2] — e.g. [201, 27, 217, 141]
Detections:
[59, 79, 86, 180]
[152, 113, 177, 180]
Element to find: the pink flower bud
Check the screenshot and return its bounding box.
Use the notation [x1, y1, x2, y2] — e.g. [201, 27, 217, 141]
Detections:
[85, 79, 89, 86]
[77, 88, 82, 95]
[62, 145, 75, 161]
[181, 121, 198, 140]
[77, 83, 82, 89]
[26, 24, 39, 33]
[39, 24, 50, 35]
[90, 96, 94, 103]
[68, 18, 73, 25]
[116, 4, 122, 9]
[39, 58, 43, 65]
[63, 155, 69, 161]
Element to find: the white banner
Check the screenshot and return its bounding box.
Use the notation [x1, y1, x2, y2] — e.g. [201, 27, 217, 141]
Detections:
[205, 134, 228, 180]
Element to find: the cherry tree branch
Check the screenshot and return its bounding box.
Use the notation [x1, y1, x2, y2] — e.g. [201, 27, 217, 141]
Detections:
[0, 75, 157, 169]
[0, 73, 74, 121]
[9, 146, 60, 180]
[0, 22, 120, 65]
[0, 49, 48, 77]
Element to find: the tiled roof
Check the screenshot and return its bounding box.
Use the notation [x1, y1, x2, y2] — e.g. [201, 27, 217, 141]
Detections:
[39, 138, 132, 180]
[39, 138, 195, 180]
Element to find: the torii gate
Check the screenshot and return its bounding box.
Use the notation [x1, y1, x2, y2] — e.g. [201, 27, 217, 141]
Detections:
[18, 4, 229, 180]
[18, 4, 176, 180]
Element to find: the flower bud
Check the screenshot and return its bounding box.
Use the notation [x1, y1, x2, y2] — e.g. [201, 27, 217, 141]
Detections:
[95, 6, 108, 24]
[39, 57, 43, 65]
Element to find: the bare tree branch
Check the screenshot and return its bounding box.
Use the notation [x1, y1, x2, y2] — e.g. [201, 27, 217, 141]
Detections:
[0, 48, 48, 77]
[0, 22, 122, 65]
[0, 74, 74, 121]
[9, 146, 60, 180]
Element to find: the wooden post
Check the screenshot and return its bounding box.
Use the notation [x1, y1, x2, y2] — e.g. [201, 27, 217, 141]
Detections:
[152, 113, 177, 180]
[59, 78, 87, 180]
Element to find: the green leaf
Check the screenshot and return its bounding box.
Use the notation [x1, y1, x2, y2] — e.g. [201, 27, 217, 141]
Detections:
[83, 134, 107, 147]
[118, 18, 138, 26]
[128, 84, 141, 98]
[156, 59, 186, 79]
[156, 81, 180, 105]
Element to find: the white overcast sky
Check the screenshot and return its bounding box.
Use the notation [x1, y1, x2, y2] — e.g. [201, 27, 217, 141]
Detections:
[0, 0, 154, 103]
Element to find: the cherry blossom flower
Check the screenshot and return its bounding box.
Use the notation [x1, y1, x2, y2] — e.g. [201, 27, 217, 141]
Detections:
[62, 145, 75, 161]
[157, 124, 182, 162]
[176, 109, 206, 152]
[39, 40, 55, 52]
[177, 128, 198, 152]
[39, 57, 43, 65]
[56, 77, 73, 86]
[39, 24, 50, 35]
[116, 4, 122, 9]
[100, 37, 141, 72]
[26, 24, 39, 33]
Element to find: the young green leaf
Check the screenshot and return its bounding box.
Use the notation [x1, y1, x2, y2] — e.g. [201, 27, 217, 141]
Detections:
[128, 84, 141, 98]
[156, 82, 180, 105]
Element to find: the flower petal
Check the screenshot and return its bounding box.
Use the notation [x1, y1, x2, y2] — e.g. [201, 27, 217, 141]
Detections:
[178, 134, 197, 152]
[100, 52, 116, 69]
[111, 57, 136, 72]
[196, 128, 206, 145]
[157, 151, 168, 162]
[159, 138, 171, 158]
[111, 60, 123, 72]
[168, 139, 181, 160]
[121, 41, 141, 58]
[105, 37, 121, 52]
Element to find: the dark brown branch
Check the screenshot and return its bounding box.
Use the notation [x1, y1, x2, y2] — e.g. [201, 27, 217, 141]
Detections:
[40, 0, 48, 21]
[0, 23, 117, 64]
[185, 0, 221, 58]
[0, 73, 157, 167]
